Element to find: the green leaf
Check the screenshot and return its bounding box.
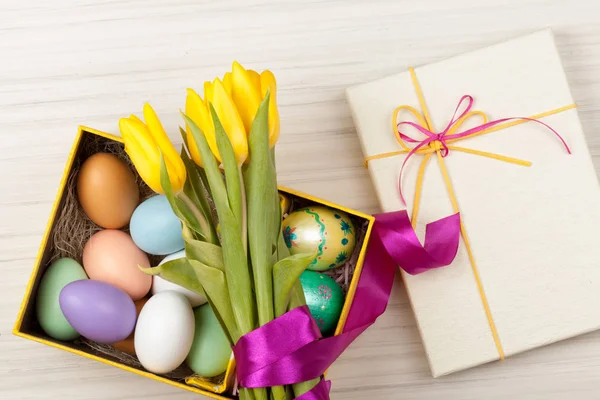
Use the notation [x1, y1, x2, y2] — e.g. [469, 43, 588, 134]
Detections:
[196, 163, 213, 201]
[139, 258, 205, 297]
[244, 93, 279, 326]
[288, 278, 319, 398]
[182, 224, 196, 241]
[276, 221, 290, 261]
[180, 144, 219, 245]
[181, 114, 229, 214]
[180, 147, 201, 206]
[158, 153, 207, 241]
[273, 252, 316, 317]
[189, 259, 240, 342]
[182, 113, 256, 336]
[140, 248, 234, 345]
[174, 196, 208, 241]
[184, 237, 225, 271]
[181, 126, 213, 200]
[179, 126, 190, 149]
[210, 105, 243, 229]
[159, 152, 176, 202]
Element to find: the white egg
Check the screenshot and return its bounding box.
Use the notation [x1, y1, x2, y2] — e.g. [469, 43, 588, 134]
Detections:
[152, 250, 207, 307]
[134, 291, 195, 374]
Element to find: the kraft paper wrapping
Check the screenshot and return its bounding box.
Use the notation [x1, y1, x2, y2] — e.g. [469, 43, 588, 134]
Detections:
[346, 29, 600, 377]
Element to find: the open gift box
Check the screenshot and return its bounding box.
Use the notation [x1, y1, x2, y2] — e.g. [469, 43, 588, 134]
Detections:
[13, 127, 374, 398]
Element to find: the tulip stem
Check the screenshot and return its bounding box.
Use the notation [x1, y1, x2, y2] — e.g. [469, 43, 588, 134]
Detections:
[238, 166, 248, 255]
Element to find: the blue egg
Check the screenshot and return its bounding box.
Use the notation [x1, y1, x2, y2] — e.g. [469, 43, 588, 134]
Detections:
[130, 195, 184, 255]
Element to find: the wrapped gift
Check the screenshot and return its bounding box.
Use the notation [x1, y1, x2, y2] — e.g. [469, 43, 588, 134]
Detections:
[346, 29, 600, 377]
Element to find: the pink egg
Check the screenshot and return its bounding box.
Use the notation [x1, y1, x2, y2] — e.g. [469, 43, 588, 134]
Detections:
[82, 230, 151, 301]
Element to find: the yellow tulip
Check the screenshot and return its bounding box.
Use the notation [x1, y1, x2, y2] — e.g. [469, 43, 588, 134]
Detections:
[186, 79, 248, 166]
[230, 61, 280, 148]
[119, 103, 186, 194]
[185, 61, 280, 166]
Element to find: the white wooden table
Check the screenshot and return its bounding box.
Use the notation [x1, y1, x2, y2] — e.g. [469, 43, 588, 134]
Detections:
[1, 1, 599, 398]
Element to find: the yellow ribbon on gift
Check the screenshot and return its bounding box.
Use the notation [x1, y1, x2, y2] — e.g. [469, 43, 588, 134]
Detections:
[363, 67, 577, 360]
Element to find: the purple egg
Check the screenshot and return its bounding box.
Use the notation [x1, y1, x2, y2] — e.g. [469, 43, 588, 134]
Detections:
[59, 280, 137, 344]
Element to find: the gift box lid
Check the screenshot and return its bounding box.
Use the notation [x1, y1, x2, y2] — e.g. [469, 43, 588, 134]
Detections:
[346, 29, 600, 377]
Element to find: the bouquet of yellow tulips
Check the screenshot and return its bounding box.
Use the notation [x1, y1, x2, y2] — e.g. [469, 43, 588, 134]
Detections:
[119, 62, 319, 400]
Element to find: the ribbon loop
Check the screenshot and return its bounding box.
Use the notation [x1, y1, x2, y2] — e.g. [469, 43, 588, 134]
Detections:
[233, 305, 321, 388]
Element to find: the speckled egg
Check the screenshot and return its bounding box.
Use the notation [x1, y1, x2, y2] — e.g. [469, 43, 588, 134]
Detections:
[282, 206, 356, 271]
[300, 270, 344, 336]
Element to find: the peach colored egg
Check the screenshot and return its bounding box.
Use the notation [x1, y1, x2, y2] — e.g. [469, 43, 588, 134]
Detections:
[82, 230, 151, 301]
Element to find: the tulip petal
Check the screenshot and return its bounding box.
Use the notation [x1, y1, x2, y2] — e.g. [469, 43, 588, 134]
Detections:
[204, 81, 214, 106]
[231, 61, 262, 134]
[143, 103, 187, 189]
[223, 72, 233, 97]
[248, 69, 261, 92]
[129, 114, 144, 125]
[260, 70, 280, 147]
[120, 117, 159, 160]
[142, 104, 180, 162]
[186, 88, 219, 164]
[210, 78, 248, 165]
[119, 118, 163, 193]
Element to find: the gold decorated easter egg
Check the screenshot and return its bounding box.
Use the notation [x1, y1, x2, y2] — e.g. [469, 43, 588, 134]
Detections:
[282, 206, 356, 271]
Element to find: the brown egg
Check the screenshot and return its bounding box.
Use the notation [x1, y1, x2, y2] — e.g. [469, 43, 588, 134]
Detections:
[112, 297, 149, 355]
[77, 153, 139, 229]
[82, 230, 152, 301]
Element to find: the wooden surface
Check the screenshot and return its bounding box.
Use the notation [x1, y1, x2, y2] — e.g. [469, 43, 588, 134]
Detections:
[1, 0, 599, 399]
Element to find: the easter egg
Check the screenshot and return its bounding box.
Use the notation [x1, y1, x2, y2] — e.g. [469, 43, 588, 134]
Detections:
[300, 271, 344, 335]
[135, 291, 195, 374]
[282, 206, 356, 271]
[59, 280, 137, 344]
[36, 258, 88, 341]
[77, 153, 139, 229]
[279, 193, 292, 216]
[186, 304, 232, 377]
[82, 230, 151, 301]
[130, 195, 184, 255]
[111, 297, 149, 355]
[152, 251, 207, 307]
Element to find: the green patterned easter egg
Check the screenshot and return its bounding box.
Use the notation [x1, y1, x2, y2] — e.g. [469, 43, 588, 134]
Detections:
[282, 206, 356, 271]
[300, 271, 344, 335]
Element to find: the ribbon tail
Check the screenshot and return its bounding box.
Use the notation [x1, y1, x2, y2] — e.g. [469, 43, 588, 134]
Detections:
[233, 212, 461, 390]
[423, 212, 461, 265]
[295, 380, 332, 400]
[375, 210, 461, 275]
[236, 215, 400, 388]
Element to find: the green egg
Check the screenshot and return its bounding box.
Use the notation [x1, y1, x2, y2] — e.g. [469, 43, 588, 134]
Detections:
[300, 270, 344, 336]
[186, 304, 232, 377]
[36, 258, 88, 341]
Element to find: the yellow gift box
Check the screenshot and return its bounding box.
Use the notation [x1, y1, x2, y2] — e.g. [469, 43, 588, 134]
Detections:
[13, 127, 374, 398]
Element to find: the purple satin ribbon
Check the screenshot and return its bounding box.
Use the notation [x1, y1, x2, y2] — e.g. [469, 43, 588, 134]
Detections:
[233, 210, 461, 398]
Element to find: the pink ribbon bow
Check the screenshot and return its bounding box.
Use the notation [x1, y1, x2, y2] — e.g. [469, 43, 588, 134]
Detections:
[396, 95, 571, 204]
